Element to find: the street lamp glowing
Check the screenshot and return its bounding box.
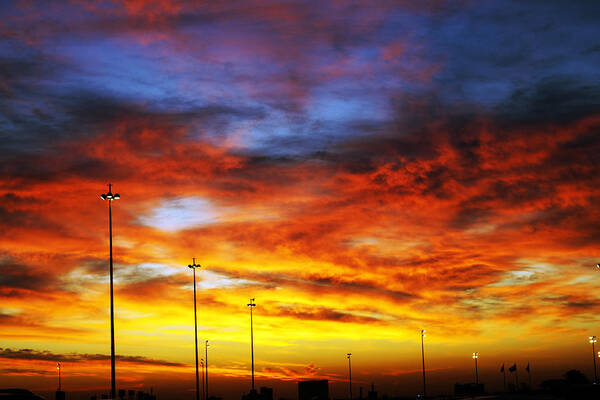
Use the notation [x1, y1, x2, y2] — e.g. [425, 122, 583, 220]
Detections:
[247, 298, 257, 392]
[100, 183, 119, 400]
[100, 185, 120, 201]
[57, 363, 61, 392]
[346, 353, 352, 400]
[188, 258, 202, 400]
[472, 352, 479, 384]
[420, 330, 426, 397]
[590, 336, 598, 383]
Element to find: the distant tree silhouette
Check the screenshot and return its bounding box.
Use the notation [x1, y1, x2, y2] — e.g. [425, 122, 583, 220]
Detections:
[564, 369, 589, 385]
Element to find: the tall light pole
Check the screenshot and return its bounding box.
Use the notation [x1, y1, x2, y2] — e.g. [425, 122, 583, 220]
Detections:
[201, 358, 205, 400]
[590, 336, 597, 384]
[347, 353, 352, 400]
[205, 340, 209, 400]
[57, 363, 61, 392]
[472, 353, 479, 384]
[421, 330, 426, 397]
[247, 298, 256, 392]
[188, 259, 202, 400]
[100, 184, 119, 400]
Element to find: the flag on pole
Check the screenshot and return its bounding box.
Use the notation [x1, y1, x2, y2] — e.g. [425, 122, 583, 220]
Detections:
[509, 364, 517, 372]
[500, 364, 504, 372]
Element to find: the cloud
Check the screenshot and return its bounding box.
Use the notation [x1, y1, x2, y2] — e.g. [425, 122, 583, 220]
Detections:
[0, 348, 187, 367]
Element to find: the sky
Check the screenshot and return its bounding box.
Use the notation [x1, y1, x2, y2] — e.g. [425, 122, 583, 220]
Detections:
[1, 0, 600, 398]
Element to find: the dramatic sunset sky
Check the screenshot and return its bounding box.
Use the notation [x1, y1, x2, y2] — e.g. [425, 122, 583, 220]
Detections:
[1, 0, 600, 399]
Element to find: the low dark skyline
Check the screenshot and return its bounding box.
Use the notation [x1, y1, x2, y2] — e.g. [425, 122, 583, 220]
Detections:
[1, 0, 599, 398]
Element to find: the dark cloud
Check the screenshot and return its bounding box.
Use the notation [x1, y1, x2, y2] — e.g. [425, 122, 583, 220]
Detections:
[209, 267, 414, 303]
[270, 304, 387, 324]
[496, 77, 600, 126]
[0, 261, 56, 292]
[0, 348, 187, 367]
[0, 368, 54, 376]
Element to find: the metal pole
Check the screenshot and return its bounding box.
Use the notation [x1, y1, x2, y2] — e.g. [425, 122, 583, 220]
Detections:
[503, 366, 506, 391]
[193, 265, 200, 400]
[474, 357, 478, 384]
[58, 363, 61, 391]
[250, 303, 255, 391]
[205, 341, 208, 400]
[421, 331, 426, 397]
[347, 354, 352, 400]
[593, 341, 597, 384]
[201, 359, 205, 400]
[108, 193, 116, 400]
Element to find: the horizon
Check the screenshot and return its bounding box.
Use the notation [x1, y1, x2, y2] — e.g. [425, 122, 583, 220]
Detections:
[1, 1, 600, 399]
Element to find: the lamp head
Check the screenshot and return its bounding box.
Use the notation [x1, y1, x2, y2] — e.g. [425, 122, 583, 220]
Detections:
[101, 184, 120, 201]
[590, 336, 597, 343]
[421, 329, 426, 337]
[472, 352, 479, 359]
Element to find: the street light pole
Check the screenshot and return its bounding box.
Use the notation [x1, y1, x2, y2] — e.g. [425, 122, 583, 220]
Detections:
[188, 259, 202, 400]
[590, 336, 597, 384]
[247, 298, 256, 392]
[205, 340, 209, 400]
[421, 330, 426, 398]
[201, 358, 205, 400]
[347, 353, 352, 400]
[472, 353, 479, 384]
[100, 184, 119, 399]
[57, 363, 61, 392]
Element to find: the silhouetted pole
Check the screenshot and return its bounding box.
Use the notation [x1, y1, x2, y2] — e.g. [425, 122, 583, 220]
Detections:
[502, 364, 506, 391]
[347, 353, 352, 400]
[472, 353, 479, 384]
[101, 184, 119, 399]
[247, 298, 256, 391]
[188, 259, 202, 400]
[590, 336, 598, 384]
[421, 330, 426, 397]
[57, 363, 61, 391]
[205, 340, 209, 400]
[201, 358, 205, 400]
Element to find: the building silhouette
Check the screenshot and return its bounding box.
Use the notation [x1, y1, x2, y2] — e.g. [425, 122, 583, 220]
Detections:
[367, 383, 377, 400]
[241, 386, 273, 400]
[298, 380, 328, 400]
